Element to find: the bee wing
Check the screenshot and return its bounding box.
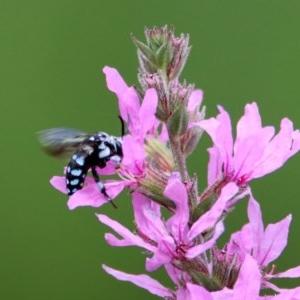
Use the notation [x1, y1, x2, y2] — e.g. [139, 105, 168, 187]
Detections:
[37, 128, 90, 158]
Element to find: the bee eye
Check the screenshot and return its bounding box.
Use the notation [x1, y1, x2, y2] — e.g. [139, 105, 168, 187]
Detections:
[98, 132, 108, 139]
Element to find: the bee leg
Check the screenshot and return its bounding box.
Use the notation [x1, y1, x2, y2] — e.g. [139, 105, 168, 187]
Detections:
[118, 115, 126, 137]
[91, 167, 117, 209]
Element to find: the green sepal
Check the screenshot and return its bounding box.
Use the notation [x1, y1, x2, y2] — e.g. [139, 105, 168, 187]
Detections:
[131, 36, 154, 60]
[182, 128, 203, 157]
[191, 193, 216, 223]
[189, 270, 221, 291]
[155, 39, 172, 71]
[167, 105, 188, 138]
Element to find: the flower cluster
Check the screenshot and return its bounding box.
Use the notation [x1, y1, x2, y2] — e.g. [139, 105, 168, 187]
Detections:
[49, 26, 300, 299]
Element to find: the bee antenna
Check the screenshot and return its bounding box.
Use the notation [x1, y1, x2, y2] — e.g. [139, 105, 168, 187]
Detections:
[118, 115, 125, 137]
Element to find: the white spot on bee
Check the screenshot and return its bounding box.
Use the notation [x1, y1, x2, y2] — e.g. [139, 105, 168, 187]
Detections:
[70, 179, 79, 185]
[80, 182, 84, 187]
[89, 136, 95, 141]
[98, 142, 105, 150]
[99, 147, 110, 159]
[97, 182, 104, 190]
[72, 188, 77, 193]
[71, 169, 82, 176]
[75, 156, 85, 166]
[110, 155, 121, 163]
[67, 188, 71, 194]
[66, 179, 69, 184]
[67, 166, 71, 173]
[72, 154, 77, 160]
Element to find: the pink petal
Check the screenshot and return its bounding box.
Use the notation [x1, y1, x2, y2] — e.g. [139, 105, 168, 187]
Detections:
[165, 263, 190, 286]
[259, 214, 291, 267]
[103, 66, 128, 96]
[199, 117, 220, 147]
[233, 127, 274, 180]
[67, 179, 127, 210]
[268, 265, 300, 279]
[252, 118, 300, 178]
[121, 135, 146, 174]
[200, 106, 234, 177]
[233, 254, 261, 300]
[139, 88, 158, 136]
[164, 172, 189, 242]
[187, 89, 203, 111]
[186, 222, 224, 259]
[188, 183, 238, 240]
[102, 265, 173, 298]
[226, 224, 254, 260]
[95, 161, 120, 175]
[50, 176, 67, 194]
[186, 283, 214, 300]
[104, 233, 134, 247]
[235, 103, 263, 142]
[122, 87, 141, 135]
[103, 66, 129, 122]
[247, 195, 264, 253]
[146, 237, 175, 271]
[97, 214, 154, 251]
[132, 192, 169, 242]
[266, 287, 300, 299]
[206, 146, 223, 185]
[215, 106, 234, 171]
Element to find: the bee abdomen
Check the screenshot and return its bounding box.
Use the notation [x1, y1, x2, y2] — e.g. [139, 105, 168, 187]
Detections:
[66, 152, 89, 195]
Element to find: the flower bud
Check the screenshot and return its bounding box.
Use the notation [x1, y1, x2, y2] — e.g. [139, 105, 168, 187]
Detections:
[137, 138, 176, 208]
[132, 25, 191, 82]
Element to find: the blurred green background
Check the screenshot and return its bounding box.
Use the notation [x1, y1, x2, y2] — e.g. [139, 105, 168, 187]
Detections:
[1, 0, 300, 299]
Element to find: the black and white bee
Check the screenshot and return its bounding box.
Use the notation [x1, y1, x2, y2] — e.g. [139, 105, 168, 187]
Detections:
[38, 124, 124, 206]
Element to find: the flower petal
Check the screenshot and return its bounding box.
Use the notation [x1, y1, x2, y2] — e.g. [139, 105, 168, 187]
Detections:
[121, 135, 146, 174]
[139, 88, 158, 136]
[268, 265, 300, 279]
[247, 194, 264, 254]
[146, 237, 175, 271]
[232, 254, 261, 300]
[186, 222, 224, 259]
[206, 147, 223, 185]
[67, 180, 127, 210]
[259, 214, 291, 267]
[50, 176, 67, 194]
[252, 118, 300, 178]
[103, 66, 129, 122]
[186, 283, 214, 300]
[122, 87, 141, 135]
[187, 89, 203, 111]
[164, 172, 189, 242]
[188, 182, 238, 240]
[97, 214, 154, 251]
[132, 192, 169, 242]
[102, 265, 173, 298]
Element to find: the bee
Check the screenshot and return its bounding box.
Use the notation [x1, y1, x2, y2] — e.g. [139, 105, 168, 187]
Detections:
[38, 121, 124, 207]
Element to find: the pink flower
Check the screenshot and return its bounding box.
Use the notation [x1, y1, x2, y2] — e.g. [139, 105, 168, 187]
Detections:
[227, 192, 300, 292]
[186, 254, 300, 299]
[186, 254, 261, 300]
[140, 173, 237, 272]
[50, 67, 159, 209]
[103, 254, 300, 299]
[97, 172, 239, 272]
[200, 102, 300, 186]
